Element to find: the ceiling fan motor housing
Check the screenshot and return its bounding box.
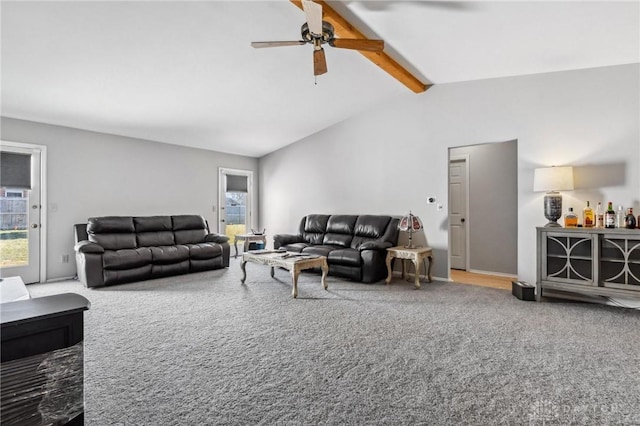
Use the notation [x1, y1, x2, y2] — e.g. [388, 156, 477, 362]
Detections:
[301, 21, 334, 44]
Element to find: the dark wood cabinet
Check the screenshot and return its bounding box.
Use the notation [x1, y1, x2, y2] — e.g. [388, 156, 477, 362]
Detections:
[1, 293, 90, 425]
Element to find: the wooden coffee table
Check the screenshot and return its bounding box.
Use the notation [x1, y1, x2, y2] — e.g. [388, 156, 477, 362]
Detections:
[240, 251, 328, 298]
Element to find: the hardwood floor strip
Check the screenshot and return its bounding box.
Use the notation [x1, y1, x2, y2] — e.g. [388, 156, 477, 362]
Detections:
[450, 270, 514, 291]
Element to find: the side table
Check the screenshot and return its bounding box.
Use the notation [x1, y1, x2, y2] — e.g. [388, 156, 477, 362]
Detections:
[234, 234, 267, 258]
[385, 246, 433, 289]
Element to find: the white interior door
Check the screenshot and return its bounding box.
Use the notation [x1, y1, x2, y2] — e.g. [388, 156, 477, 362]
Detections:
[218, 168, 253, 242]
[449, 157, 468, 271]
[0, 144, 45, 283]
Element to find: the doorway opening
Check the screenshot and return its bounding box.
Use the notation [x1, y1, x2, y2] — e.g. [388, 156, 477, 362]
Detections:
[0, 141, 47, 283]
[448, 140, 518, 282]
[218, 168, 253, 246]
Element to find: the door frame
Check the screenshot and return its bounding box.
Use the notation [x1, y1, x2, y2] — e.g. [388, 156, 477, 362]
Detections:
[0, 140, 48, 283]
[448, 154, 470, 274]
[218, 167, 254, 233]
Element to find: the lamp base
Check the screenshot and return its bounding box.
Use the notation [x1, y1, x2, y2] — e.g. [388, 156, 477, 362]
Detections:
[544, 221, 562, 227]
[404, 232, 417, 249]
[543, 192, 563, 227]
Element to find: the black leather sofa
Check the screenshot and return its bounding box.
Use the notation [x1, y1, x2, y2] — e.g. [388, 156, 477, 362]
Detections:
[274, 214, 399, 283]
[74, 215, 230, 288]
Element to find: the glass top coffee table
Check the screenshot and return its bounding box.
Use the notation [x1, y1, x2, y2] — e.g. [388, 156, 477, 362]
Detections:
[240, 250, 328, 298]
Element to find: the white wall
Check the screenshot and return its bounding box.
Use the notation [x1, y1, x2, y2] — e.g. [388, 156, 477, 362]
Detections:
[1, 117, 258, 280]
[259, 64, 640, 284]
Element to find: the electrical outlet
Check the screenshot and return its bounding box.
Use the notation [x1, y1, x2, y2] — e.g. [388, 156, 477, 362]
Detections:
[61, 254, 70, 263]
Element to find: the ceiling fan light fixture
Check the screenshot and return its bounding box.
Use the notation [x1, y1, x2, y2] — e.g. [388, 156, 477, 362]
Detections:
[251, 0, 385, 79]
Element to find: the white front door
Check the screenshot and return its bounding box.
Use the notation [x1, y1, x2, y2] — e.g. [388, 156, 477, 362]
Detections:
[449, 157, 468, 271]
[0, 143, 45, 283]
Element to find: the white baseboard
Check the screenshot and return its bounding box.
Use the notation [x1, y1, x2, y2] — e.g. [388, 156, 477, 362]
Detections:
[45, 276, 76, 283]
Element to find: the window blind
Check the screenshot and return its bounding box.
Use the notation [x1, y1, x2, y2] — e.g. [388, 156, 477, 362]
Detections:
[226, 175, 248, 193]
[0, 152, 31, 189]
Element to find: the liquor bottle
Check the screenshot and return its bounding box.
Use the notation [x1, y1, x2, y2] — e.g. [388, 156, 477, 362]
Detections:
[596, 202, 604, 228]
[616, 205, 625, 228]
[583, 201, 594, 228]
[605, 202, 616, 228]
[564, 207, 578, 228]
[626, 208, 637, 229]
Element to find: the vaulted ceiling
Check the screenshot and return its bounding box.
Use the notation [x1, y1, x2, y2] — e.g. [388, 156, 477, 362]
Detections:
[2, 1, 638, 157]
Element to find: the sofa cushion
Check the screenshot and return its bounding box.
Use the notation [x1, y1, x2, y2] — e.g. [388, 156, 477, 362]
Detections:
[187, 243, 223, 260]
[175, 229, 207, 245]
[326, 215, 358, 234]
[351, 215, 392, 249]
[90, 233, 138, 250]
[150, 245, 189, 265]
[87, 216, 135, 234]
[280, 243, 309, 253]
[323, 233, 352, 247]
[103, 248, 152, 270]
[322, 215, 358, 247]
[138, 232, 175, 247]
[87, 217, 138, 250]
[327, 248, 362, 267]
[134, 216, 172, 232]
[172, 215, 207, 231]
[302, 214, 329, 245]
[301, 245, 339, 257]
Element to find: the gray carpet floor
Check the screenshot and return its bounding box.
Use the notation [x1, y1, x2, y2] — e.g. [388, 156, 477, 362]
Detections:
[27, 258, 640, 425]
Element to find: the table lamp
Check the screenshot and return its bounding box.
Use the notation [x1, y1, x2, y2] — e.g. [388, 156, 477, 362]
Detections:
[533, 166, 574, 227]
[399, 211, 423, 248]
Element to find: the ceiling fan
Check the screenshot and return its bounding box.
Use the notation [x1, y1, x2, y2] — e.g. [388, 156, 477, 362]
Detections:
[251, 0, 384, 76]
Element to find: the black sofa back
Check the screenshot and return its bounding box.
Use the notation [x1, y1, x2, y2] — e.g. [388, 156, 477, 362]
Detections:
[74, 215, 230, 287]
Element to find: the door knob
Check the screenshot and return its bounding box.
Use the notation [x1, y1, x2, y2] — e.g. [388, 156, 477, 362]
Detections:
[31, 224, 39, 228]
[461, 218, 466, 223]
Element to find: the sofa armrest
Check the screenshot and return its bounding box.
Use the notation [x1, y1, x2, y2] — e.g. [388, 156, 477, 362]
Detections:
[205, 233, 230, 244]
[273, 234, 303, 249]
[358, 240, 392, 252]
[74, 240, 105, 254]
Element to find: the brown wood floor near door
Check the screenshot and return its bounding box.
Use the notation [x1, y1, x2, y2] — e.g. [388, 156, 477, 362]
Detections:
[450, 270, 514, 291]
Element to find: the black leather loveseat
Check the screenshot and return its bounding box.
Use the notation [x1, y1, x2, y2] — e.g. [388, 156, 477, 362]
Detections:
[74, 215, 230, 288]
[274, 214, 399, 283]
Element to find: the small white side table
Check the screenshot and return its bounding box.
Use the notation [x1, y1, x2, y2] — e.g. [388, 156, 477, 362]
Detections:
[234, 234, 267, 258]
[0, 276, 30, 303]
[385, 246, 433, 289]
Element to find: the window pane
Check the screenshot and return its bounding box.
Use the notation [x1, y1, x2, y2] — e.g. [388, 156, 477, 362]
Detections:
[0, 188, 29, 267]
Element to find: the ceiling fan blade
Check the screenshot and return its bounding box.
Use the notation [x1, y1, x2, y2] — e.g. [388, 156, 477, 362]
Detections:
[330, 38, 384, 52]
[251, 41, 306, 48]
[313, 48, 328, 76]
[302, 0, 323, 36]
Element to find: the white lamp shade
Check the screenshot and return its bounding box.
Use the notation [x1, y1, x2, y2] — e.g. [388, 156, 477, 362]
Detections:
[533, 166, 574, 192]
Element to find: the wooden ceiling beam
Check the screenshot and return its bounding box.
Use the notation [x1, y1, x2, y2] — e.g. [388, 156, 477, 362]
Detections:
[290, 0, 430, 93]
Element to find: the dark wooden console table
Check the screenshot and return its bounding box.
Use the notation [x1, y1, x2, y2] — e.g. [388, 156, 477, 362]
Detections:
[1, 293, 91, 425]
